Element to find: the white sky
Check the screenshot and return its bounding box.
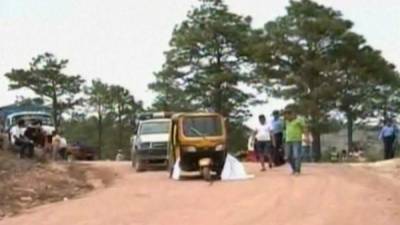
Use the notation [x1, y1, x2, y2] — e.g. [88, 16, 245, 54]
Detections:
[1, 0, 399, 127]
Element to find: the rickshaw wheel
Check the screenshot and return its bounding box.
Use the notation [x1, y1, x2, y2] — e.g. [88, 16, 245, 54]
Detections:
[135, 159, 145, 172]
[201, 167, 212, 181]
[168, 161, 174, 178]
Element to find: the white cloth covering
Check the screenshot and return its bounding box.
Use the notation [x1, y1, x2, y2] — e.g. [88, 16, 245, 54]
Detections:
[172, 154, 254, 181]
[221, 154, 254, 181]
[172, 158, 181, 180]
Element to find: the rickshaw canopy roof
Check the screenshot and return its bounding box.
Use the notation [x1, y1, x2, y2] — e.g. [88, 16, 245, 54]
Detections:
[171, 112, 224, 121]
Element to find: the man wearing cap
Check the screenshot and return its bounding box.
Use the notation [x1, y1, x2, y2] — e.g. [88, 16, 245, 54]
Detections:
[284, 108, 306, 175]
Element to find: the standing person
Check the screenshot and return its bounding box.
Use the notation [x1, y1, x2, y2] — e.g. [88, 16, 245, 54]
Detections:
[302, 129, 313, 162]
[284, 108, 306, 175]
[10, 120, 34, 158]
[270, 110, 285, 165]
[253, 114, 273, 171]
[52, 131, 68, 160]
[115, 149, 125, 161]
[379, 119, 397, 160]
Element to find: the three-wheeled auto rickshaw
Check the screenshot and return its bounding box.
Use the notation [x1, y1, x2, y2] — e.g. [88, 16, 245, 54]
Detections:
[168, 112, 227, 180]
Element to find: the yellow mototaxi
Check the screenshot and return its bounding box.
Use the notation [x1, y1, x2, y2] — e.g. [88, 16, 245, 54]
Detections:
[168, 112, 227, 180]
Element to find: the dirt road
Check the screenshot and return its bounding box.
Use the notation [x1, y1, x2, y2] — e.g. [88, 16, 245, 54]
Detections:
[1, 162, 399, 225]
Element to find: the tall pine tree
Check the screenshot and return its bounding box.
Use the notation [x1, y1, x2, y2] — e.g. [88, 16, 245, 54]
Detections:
[150, 0, 253, 120]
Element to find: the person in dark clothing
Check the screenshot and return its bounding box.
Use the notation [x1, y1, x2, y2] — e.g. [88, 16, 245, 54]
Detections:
[24, 120, 44, 146]
[379, 119, 397, 160]
[270, 110, 285, 165]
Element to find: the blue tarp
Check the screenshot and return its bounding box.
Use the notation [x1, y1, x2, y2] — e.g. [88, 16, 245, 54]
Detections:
[0, 104, 51, 119]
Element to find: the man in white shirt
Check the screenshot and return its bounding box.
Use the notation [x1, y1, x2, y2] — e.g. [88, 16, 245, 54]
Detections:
[115, 149, 125, 161]
[52, 131, 68, 160]
[10, 120, 34, 158]
[253, 114, 273, 171]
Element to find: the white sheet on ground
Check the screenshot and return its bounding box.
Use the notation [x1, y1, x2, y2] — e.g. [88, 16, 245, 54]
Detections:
[171, 154, 254, 181]
[172, 158, 181, 180]
[221, 154, 254, 181]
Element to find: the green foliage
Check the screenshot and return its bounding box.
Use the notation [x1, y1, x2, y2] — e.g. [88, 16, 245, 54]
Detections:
[85, 80, 110, 157]
[5, 53, 85, 130]
[62, 116, 133, 160]
[249, 0, 400, 154]
[14, 96, 45, 106]
[79, 81, 143, 159]
[251, 0, 354, 123]
[149, 0, 255, 152]
[107, 85, 143, 149]
[148, 66, 196, 112]
[150, 0, 253, 119]
[227, 122, 250, 152]
[364, 149, 383, 162]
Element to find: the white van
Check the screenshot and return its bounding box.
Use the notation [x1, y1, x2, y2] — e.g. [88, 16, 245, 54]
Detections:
[131, 112, 171, 172]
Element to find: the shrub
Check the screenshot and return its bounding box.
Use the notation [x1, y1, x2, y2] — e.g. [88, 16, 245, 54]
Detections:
[364, 149, 383, 162]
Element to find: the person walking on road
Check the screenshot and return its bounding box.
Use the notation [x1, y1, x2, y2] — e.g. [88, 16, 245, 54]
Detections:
[379, 119, 397, 160]
[270, 110, 285, 165]
[52, 131, 68, 160]
[115, 149, 125, 161]
[253, 114, 273, 171]
[284, 108, 306, 175]
[302, 129, 313, 162]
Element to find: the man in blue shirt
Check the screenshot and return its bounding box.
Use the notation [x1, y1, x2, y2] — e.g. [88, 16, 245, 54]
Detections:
[270, 110, 285, 166]
[379, 119, 397, 159]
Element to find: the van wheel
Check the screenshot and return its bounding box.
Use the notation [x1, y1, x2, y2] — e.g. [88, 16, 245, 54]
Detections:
[135, 159, 145, 172]
[201, 167, 212, 181]
[131, 151, 136, 168]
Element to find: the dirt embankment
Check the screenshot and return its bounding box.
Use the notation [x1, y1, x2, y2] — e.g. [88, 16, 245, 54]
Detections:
[0, 150, 115, 219]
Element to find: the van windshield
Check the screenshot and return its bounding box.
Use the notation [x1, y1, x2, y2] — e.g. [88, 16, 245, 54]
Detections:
[11, 114, 53, 127]
[183, 116, 222, 137]
[140, 121, 170, 135]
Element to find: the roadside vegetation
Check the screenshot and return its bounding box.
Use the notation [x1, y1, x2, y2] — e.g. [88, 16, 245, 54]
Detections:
[3, 0, 400, 159]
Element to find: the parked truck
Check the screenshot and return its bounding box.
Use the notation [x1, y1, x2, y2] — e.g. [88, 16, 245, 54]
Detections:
[0, 104, 55, 150]
[131, 112, 172, 172]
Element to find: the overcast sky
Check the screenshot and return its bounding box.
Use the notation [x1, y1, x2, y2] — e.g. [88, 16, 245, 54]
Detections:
[1, 0, 399, 127]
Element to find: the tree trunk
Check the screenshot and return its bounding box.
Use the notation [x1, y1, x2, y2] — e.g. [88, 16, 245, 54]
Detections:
[214, 46, 224, 116]
[312, 131, 321, 161]
[383, 104, 388, 122]
[215, 87, 223, 115]
[118, 111, 123, 150]
[309, 115, 321, 161]
[52, 95, 59, 131]
[312, 132, 321, 162]
[97, 111, 103, 159]
[346, 111, 354, 152]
